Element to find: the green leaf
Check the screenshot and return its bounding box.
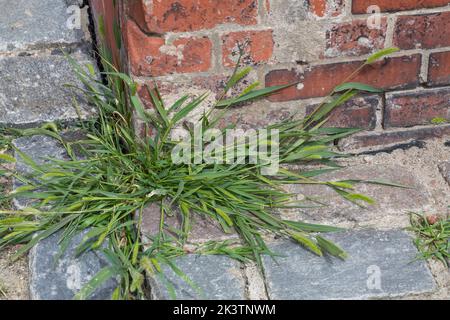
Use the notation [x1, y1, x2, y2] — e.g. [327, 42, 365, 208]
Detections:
[309, 90, 358, 124]
[316, 236, 348, 259]
[147, 85, 170, 127]
[365, 47, 399, 64]
[171, 93, 209, 124]
[0, 153, 15, 163]
[130, 95, 150, 122]
[345, 193, 375, 205]
[289, 232, 322, 256]
[74, 266, 118, 300]
[215, 207, 234, 227]
[216, 84, 294, 108]
[224, 67, 252, 93]
[283, 220, 344, 233]
[334, 82, 382, 93]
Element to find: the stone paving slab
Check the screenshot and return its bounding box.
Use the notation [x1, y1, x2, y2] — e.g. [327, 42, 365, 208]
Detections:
[284, 164, 432, 226]
[263, 229, 435, 300]
[0, 51, 97, 127]
[12, 134, 117, 300]
[148, 254, 246, 300]
[29, 229, 118, 300]
[12, 135, 70, 209]
[0, 0, 86, 52]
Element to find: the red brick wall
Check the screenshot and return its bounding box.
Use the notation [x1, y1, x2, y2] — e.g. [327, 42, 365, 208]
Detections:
[90, 0, 450, 151]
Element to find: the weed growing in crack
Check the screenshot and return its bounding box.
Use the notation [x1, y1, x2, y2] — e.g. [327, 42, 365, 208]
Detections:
[0, 48, 400, 299]
[408, 212, 450, 267]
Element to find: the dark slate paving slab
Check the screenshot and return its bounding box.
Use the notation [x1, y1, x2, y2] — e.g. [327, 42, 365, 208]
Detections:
[0, 51, 97, 127]
[12, 135, 69, 209]
[29, 229, 118, 300]
[0, 0, 86, 52]
[148, 255, 246, 300]
[13, 135, 117, 300]
[263, 229, 435, 300]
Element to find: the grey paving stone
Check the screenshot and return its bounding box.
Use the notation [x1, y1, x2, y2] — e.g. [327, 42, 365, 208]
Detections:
[263, 229, 436, 300]
[0, 0, 86, 51]
[0, 51, 97, 127]
[285, 164, 431, 225]
[12, 135, 117, 300]
[29, 229, 118, 300]
[12, 135, 69, 209]
[148, 255, 246, 300]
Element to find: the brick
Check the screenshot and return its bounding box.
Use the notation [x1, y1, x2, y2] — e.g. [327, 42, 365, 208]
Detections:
[265, 55, 421, 102]
[148, 255, 246, 300]
[217, 100, 305, 131]
[385, 88, 450, 128]
[140, 203, 237, 245]
[305, 95, 380, 130]
[137, 73, 258, 112]
[126, 0, 258, 33]
[352, 0, 450, 13]
[91, 0, 122, 67]
[222, 30, 274, 68]
[0, 52, 97, 127]
[428, 51, 450, 86]
[324, 18, 387, 58]
[126, 20, 212, 77]
[263, 230, 435, 299]
[394, 12, 450, 49]
[286, 164, 431, 226]
[308, 0, 344, 17]
[339, 125, 450, 150]
[309, 0, 326, 17]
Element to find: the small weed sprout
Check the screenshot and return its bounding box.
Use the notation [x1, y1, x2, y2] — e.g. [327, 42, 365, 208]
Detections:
[408, 212, 450, 267]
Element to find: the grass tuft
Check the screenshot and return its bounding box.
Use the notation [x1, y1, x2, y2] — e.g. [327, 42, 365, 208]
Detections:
[0, 48, 399, 299]
[408, 212, 450, 267]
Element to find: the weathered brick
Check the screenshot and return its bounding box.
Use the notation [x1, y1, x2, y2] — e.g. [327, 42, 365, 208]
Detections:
[265, 55, 421, 102]
[394, 12, 450, 49]
[140, 203, 237, 245]
[309, 0, 344, 17]
[126, 20, 212, 77]
[222, 30, 274, 68]
[385, 88, 450, 128]
[217, 100, 305, 131]
[339, 125, 450, 150]
[306, 95, 380, 129]
[325, 18, 387, 58]
[309, 0, 327, 16]
[126, 0, 258, 33]
[137, 73, 258, 111]
[352, 0, 450, 13]
[91, 0, 122, 66]
[428, 51, 450, 86]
